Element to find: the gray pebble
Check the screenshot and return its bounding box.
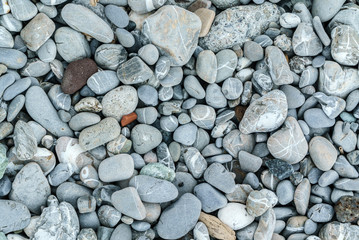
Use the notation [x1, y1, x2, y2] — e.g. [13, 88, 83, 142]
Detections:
[215, 49, 237, 83]
[6, 94, 25, 122]
[304, 108, 335, 128]
[87, 70, 120, 95]
[0, 14, 23, 32]
[105, 4, 129, 28]
[204, 163, 235, 194]
[184, 75, 205, 99]
[160, 115, 178, 132]
[318, 170, 339, 187]
[244, 41, 264, 62]
[117, 57, 153, 85]
[135, 107, 158, 125]
[238, 150, 262, 173]
[307, 203, 334, 222]
[138, 85, 158, 106]
[173, 123, 197, 146]
[222, 77, 243, 100]
[276, 180, 295, 205]
[115, 28, 135, 48]
[206, 83, 227, 108]
[0, 48, 27, 69]
[0, 26, 13, 48]
[194, 183, 227, 213]
[131, 124, 162, 154]
[160, 66, 183, 87]
[138, 44, 159, 65]
[280, 85, 305, 109]
[196, 50, 217, 84]
[8, 0, 37, 21]
[48, 84, 71, 111]
[94, 44, 127, 71]
[158, 86, 173, 102]
[69, 112, 101, 131]
[0, 73, 15, 98]
[37, 39, 56, 63]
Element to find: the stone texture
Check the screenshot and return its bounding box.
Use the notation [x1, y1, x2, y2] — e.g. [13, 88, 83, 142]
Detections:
[199, 2, 280, 52]
[13, 120, 37, 161]
[294, 178, 311, 215]
[267, 117, 308, 164]
[204, 163, 235, 194]
[131, 124, 162, 154]
[292, 23, 323, 57]
[111, 187, 146, 220]
[309, 136, 337, 171]
[265, 46, 293, 86]
[98, 154, 134, 182]
[142, 5, 201, 66]
[335, 196, 359, 223]
[198, 212, 236, 240]
[116, 57, 153, 85]
[0, 200, 30, 234]
[254, 208, 276, 240]
[218, 203, 254, 230]
[239, 90, 288, 134]
[331, 25, 359, 66]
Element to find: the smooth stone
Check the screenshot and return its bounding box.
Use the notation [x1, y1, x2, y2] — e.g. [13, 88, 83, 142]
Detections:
[304, 108, 335, 128]
[129, 175, 178, 203]
[318, 61, 359, 98]
[110, 224, 131, 240]
[238, 151, 262, 173]
[56, 183, 92, 209]
[0, 0, 10, 15]
[183, 147, 207, 179]
[135, 107, 158, 125]
[292, 23, 322, 57]
[20, 13, 55, 51]
[0, 73, 15, 98]
[61, 58, 98, 94]
[218, 203, 254, 230]
[307, 203, 334, 222]
[332, 122, 357, 153]
[20, 58, 50, 77]
[94, 44, 127, 71]
[79, 117, 121, 151]
[0, 26, 13, 48]
[117, 56, 153, 85]
[159, 66, 183, 87]
[0, 175, 11, 197]
[48, 85, 71, 111]
[265, 159, 294, 181]
[155, 56, 171, 80]
[299, 66, 318, 88]
[313, 92, 346, 119]
[61, 3, 114, 43]
[0, 200, 30, 234]
[222, 78, 243, 100]
[244, 41, 263, 62]
[199, 2, 280, 52]
[3, 77, 31, 101]
[309, 136, 337, 171]
[87, 70, 120, 95]
[55, 27, 91, 63]
[333, 155, 358, 178]
[131, 124, 162, 154]
[98, 154, 134, 182]
[280, 13, 301, 28]
[160, 115, 178, 132]
[311, 0, 345, 22]
[267, 117, 308, 164]
[196, 50, 217, 83]
[142, 5, 201, 66]
[37, 39, 56, 62]
[190, 104, 216, 130]
[128, 0, 165, 14]
[8, 0, 37, 21]
[105, 4, 129, 28]
[25, 86, 72, 137]
[10, 163, 50, 214]
[193, 221, 210, 240]
[140, 162, 175, 181]
[318, 170, 339, 187]
[335, 196, 359, 223]
[210, 0, 239, 9]
[69, 113, 101, 131]
[194, 183, 227, 213]
[334, 178, 359, 192]
[254, 208, 276, 240]
[102, 86, 138, 121]
[172, 172, 197, 200]
[36, 2, 58, 18]
[204, 163, 235, 194]
[246, 190, 272, 217]
[239, 90, 288, 134]
[205, 83, 227, 108]
[276, 180, 295, 205]
[223, 129, 255, 157]
[138, 85, 158, 106]
[331, 25, 359, 66]
[115, 28, 135, 48]
[13, 120, 37, 160]
[0, 48, 27, 69]
[215, 49, 237, 82]
[156, 193, 201, 239]
[158, 86, 173, 102]
[0, 122, 13, 140]
[138, 44, 159, 66]
[173, 123, 198, 146]
[265, 46, 294, 85]
[294, 178, 311, 215]
[346, 90, 359, 112]
[281, 85, 305, 109]
[111, 187, 146, 220]
[319, 221, 359, 240]
[0, 14, 22, 33]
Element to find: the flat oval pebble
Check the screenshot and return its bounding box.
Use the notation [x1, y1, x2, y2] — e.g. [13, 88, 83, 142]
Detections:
[61, 3, 114, 43]
[0, 200, 31, 234]
[105, 4, 129, 28]
[131, 124, 162, 154]
[309, 136, 337, 171]
[94, 44, 127, 71]
[98, 154, 134, 182]
[8, 0, 37, 21]
[87, 70, 119, 95]
[0, 48, 27, 69]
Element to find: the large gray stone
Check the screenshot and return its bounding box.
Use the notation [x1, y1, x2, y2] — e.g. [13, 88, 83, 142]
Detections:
[111, 187, 146, 220]
[131, 124, 162, 154]
[0, 200, 30, 234]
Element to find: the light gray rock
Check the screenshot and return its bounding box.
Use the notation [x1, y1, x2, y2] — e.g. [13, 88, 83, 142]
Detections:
[3, 77, 31, 101]
[254, 208, 276, 240]
[138, 85, 158, 106]
[216, 49, 237, 82]
[173, 123, 198, 146]
[204, 163, 235, 194]
[276, 180, 295, 205]
[10, 163, 50, 214]
[222, 77, 243, 100]
[61, 3, 114, 43]
[311, 0, 345, 22]
[307, 203, 334, 222]
[199, 2, 280, 52]
[138, 44, 159, 66]
[238, 151, 262, 172]
[128, 0, 165, 14]
[129, 175, 178, 203]
[94, 44, 127, 71]
[331, 25, 359, 66]
[156, 193, 201, 239]
[8, 0, 37, 21]
[13, 120, 37, 161]
[239, 90, 288, 134]
[332, 121, 357, 153]
[79, 117, 121, 151]
[333, 155, 358, 178]
[0, 48, 27, 69]
[131, 124, 162, 154]
[218, 203, 254, 230]
[104, 4, 129, 28]
[319, 221, 359, 240]
[135, 107, 158, 125]
[69, 112, 101, 131]
[155, 56, 171, 80]
[194, 183, 227, 213]
[294, 178, 311, 215]
[20, 58, 51, 77]
[183, 147, 207, 179]
[312, 16, 330, 47]
[102, 86, 138, 121]
[193, 222, 210, 240]
[37, 39, 56, 62]
[25, 86, 73, 137]
[309, 136, 337, 171]
[0, 26, 13, 48]
[87, 70, 120, 95]
[280, 13, 301, 28]
[142, 5, 201, 66]
[205, 83, 227, 108]
[6, 94, 25, 122]
[190, 104, 216, 130]
[223, 129, 255, 157]
[304, 108, 335, 128]
[110, 224, 131, 240]
[292, 23, 322, 57]
[0, 200, 31, 234]
[98, 154, 134, 182]
[48, 85, 71, 111]
[116, 57, 153, 85]
[196, 50, 217, 83]
[111, 187, 146, 220]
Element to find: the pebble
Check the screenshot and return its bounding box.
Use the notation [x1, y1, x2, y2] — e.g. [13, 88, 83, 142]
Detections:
[94, 44, 127, 71]
[13, 120, 37, 160]
[313, 92, 346, 119]
[309, 136, 337, 171]
[140, 162, 175, 181]
[54, 27, 91, 63]
[199, 2, 280, 52]
[173, 123, 198, 146]
[143, 6, 201, 66]
[318, 170, 339, 187]
[333, 155, 358, 178]
[10, 162, 50, 214]
[98, 154, 134, 182]
[218, 203, 254, 230]
[190, 104, 216, 130]
[267, 116, 308, 164]
[246, 190, 271, 217]
[280, 13, 301, 28]
[102, 86, 138, 121]
[138, 85, 158, 106]
[0, 26, 13, 48]
[79, 117, 121, 151]
[307, 203, 334, 222]
[244, 41, 263, 62]
[331, 25, 359, 66]
[294, 178, 311, 215]
[3, 77, 31, 101]
[8, 0, 37, 21]
[334, 196, 359, 223]
[69, 112, 101, 131]
[104, 4, 129, 28]
[196, 50, 217, 83]
[281, 85, 305, 109]
[195, 8, 215, 37]
[20, 13, 55, 51]
[156, 193, 201, 239]
[254, 208, 276, 240]
[0, 200, 30, 234]
[311, 0, 345, 22]
[183, 147, 207, 178]
[0, 48, 27, 69]
[215, 49, 237, 83]
[276, 180, 295, 205]
[239, 90, 288, 134]
[292, 23, 322, 57]
[111, 187, 146, 220]
[37, 39, 56, 62]
[138, 44, 159, 66]
[117, 56, 153, 85]
[204, 163, 235, 194]
[222, 78, 243, 100]
[332, 122, 357, 153]
[304, 108, 335, 128]
[238, 151, 262, 173]
[0, 175, 11, 196]
[131, 124, 162, 154]
[193, 183, 227, 213]
[61, 3, 114, 43]
[193, 221, 210, 240]
[265, 159, 294, 180]
[265, 46, 293, 85]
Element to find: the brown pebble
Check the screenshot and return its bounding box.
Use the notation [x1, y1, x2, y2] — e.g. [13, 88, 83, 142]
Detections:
[121, 112, 137, 127]
[188, 0, 211, 12]
[61, 58, 98, 94]
[235, 105, 247, 123]
[195, 8, 215, 37]
[198, 212, 236, 240]
[335, 196, 359, 223]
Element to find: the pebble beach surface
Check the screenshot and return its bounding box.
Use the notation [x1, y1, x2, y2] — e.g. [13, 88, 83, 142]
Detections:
[0, 0, 359, 240]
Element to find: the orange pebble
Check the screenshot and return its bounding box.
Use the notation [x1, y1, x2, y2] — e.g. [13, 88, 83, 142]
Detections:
[121, 112, 137, 127]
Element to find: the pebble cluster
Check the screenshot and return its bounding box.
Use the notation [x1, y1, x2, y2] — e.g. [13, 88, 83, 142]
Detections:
[0, 0, 359, 240]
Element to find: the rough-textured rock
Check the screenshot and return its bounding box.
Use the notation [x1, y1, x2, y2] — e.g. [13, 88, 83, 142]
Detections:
[142, 5, 201, 66]
[116, 57, 153, 85]
[254, 208, 276, 240]
[13, 120, 37, 161]
[0, 200, 31, 234]
[319, 221, 359, 240]
[239, 90, 288, 134]
[265, 46, 293, 85]
[335, 196, 359, 223]
[199, 2, 280, 52]
[331, 25, 359, 66]
[267, 117, 308, 164]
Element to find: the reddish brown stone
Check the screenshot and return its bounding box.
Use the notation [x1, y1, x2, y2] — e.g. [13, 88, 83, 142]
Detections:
[235, 105, 247, 123]
[121, 112, 137, 127]
[335, 196, 359, 223]
[61, 58, 98, 94]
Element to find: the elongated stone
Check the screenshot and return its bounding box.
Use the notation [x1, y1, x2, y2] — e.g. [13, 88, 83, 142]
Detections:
[61, 3, 114, 43]
[265, 46, 293, 85]
[13, 120, 37, 161]
[294, 178, 311, 215]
